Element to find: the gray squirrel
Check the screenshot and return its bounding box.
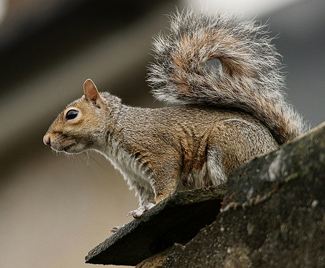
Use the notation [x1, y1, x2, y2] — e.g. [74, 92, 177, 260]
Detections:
[43, 10, 306, 218]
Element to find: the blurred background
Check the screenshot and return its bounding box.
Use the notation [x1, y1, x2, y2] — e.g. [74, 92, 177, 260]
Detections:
[0, 0, 324, 267]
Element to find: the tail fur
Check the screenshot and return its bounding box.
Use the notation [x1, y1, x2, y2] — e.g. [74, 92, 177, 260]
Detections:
[147, 10, 306, 145]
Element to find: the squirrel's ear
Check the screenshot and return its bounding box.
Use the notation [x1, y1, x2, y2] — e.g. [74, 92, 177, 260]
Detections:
[83, 79, 104, 108]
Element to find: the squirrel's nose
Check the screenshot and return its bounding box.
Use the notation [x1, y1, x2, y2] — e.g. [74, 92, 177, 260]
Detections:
[43, 134, 51, 147]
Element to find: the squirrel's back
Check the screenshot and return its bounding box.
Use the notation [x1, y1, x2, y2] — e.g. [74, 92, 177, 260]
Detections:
[148, 10, 306, 145]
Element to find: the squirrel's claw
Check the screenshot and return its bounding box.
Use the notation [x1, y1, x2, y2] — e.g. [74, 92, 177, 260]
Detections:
[128, 203, 155, 218]
[110, 224, 126, 233]
[110, 226, 120, 233]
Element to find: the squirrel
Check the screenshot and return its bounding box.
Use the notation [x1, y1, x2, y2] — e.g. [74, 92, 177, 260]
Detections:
[43, 10, 306, 219]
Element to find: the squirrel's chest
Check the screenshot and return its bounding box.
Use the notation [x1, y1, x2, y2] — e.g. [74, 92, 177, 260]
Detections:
[103, 138, 152, 189]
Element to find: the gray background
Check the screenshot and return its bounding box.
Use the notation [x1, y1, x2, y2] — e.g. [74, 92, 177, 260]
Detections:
[0, 0, 324, 267]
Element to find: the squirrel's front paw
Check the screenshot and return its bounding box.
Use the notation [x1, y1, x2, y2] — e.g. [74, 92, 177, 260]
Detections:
[128, 203, 155, 218]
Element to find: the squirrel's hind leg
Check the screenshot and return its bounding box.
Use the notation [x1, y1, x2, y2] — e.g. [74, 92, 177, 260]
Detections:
[206, 146, 228, 186]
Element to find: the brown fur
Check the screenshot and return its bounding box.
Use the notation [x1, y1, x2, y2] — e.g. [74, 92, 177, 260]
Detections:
[44, 10, 305, 218]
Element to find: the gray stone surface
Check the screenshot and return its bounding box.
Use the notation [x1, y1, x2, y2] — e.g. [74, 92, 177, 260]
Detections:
[85, 185, 226, 265]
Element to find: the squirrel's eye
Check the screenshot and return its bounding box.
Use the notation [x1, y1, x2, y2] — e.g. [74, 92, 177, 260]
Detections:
[66, 109, 78, 120]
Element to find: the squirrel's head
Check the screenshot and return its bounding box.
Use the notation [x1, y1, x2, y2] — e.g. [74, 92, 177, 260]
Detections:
[43, 79, 120, 154]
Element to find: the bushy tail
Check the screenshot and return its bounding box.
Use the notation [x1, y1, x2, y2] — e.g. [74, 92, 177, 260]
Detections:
[147, 10, 306, 144]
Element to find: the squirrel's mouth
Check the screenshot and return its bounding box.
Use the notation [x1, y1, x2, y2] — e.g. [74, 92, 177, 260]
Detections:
[61, 141, 87, 154]
[63, 144, 74, 152]
[51, 141, 77, 153]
